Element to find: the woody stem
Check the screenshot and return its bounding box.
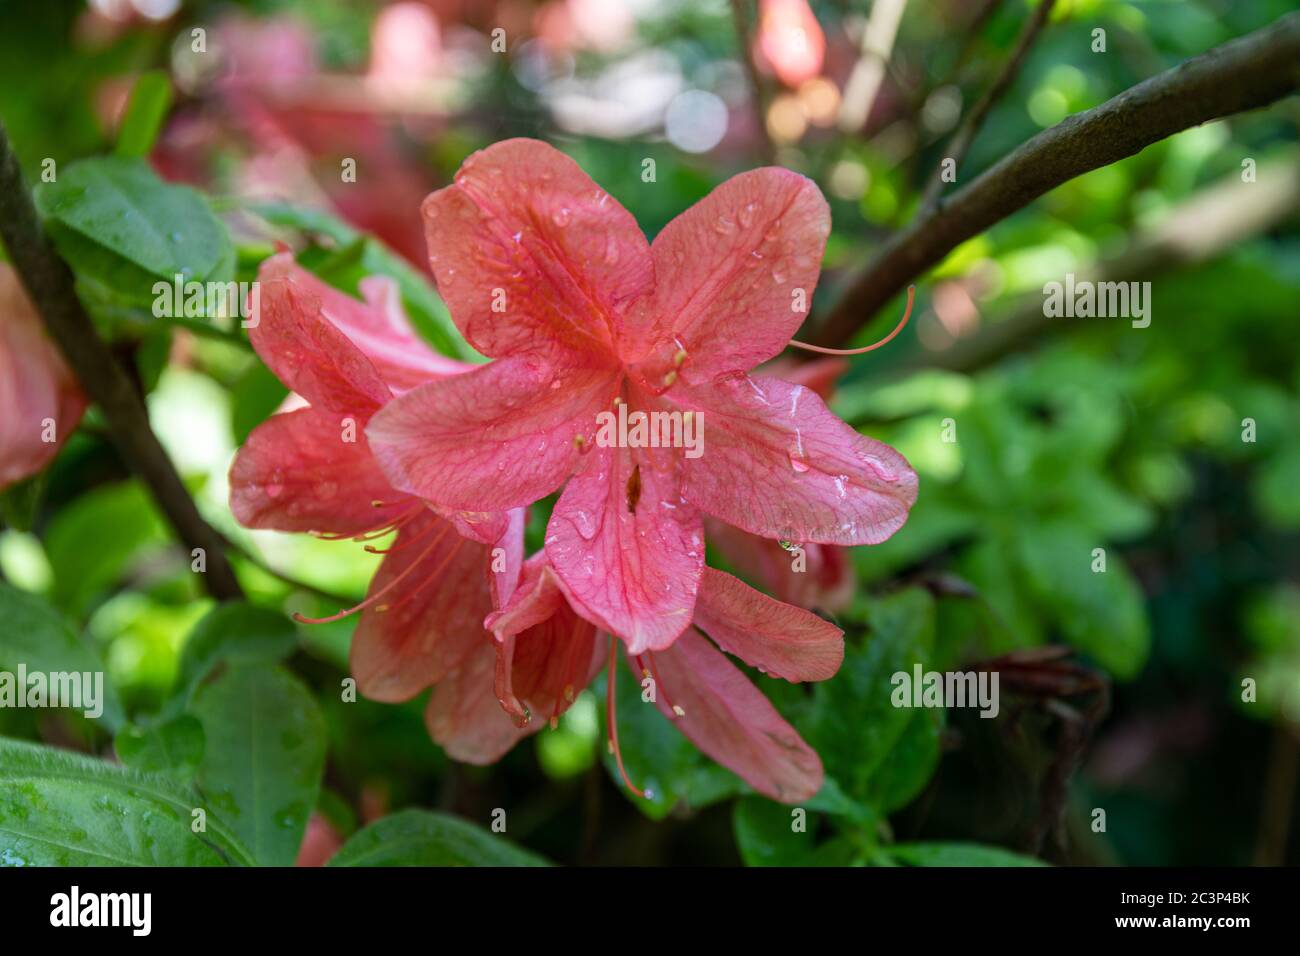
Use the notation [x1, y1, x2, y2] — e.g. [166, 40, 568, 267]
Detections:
[0, 123, 244, 600]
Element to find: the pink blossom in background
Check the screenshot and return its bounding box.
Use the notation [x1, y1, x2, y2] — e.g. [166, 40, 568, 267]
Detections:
[0, 263, 86, 492]
[756, 0, 826, 88]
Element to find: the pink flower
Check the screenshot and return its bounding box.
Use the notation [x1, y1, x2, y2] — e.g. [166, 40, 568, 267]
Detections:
[367, 139, 916, 655]
[228, 252, 524, 706]
[0, 263, 86, 492]
[757, 0, 826, 89]
[706, 358, 854, 612]
[461, 553, 844, 802]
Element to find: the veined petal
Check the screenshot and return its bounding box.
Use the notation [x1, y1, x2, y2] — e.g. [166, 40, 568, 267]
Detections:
[367, 356, 619, 511]
[350, 510, 495, 701]
[356, 274, 478, 391]
[757, 356, 848, 400]
[674, 374, 917, 545]
[628, 167, 829, 379]
[229, 407, 413, 535]
[485, 554, 567, 639]
[546, 442, 703, 655]
[694, 567, 843, 682]
[423, 138, 653, 361]
[647, 629, 823, 802]
[706, 517, 854, 611]
[249, 254, 391, 417]
[426, 639, 540, 764]
[509, 603, 602, 725]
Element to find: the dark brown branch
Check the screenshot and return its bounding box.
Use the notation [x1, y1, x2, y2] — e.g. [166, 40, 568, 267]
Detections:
[0, 123, 244, 600]
[811, 11, 1300, 348]
[898, 150, 1300, 375]
[917, 0, 1056, 215]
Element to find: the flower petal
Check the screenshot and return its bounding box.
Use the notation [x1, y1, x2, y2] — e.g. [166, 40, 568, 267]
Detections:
[423, 138, 653, 361]
[0, 263, 86, 491]
[757, 356, 847, 400]
[249, 254, 391, 416]
[350, 510, 496, 701]
[229, 407, 412, 535]
[694, 567, 843, 681]
[647, 628, 823, 802]
[675, 373, 917, 545]
[629, 167, 829, 379]
[705, 517, 853, 611]
[485, 555, 603, 724]
[485, 554, 567, 639]
[355, 274, 478, 391]
[425, 639, 540, 764]
[546, 442, 703, 655]
[492, 597, 602, 727]
[367, 355, 619, 511]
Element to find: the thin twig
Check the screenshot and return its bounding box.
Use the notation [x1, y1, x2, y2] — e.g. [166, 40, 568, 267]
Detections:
[896, 150, 1300, 375]
[729, 0, 777, 164]
[837, 0, 909, 133]
[917, 0, 1056, 216]
[810, 12, 1300, 347]
[0, 123, 244, 600]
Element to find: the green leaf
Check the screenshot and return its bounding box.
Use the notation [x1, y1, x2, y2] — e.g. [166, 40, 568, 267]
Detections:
[43, 480, 169, 616]
[0, 474, 45, 532]
[170, 602, 298, 711]
[114, 714, 205, 778]
[890, 841, 1047, 867]
[0, 736, 254, 866]
[598, 666, 745, 819]
[860, 705, 943, 814]
[808, 588, 936, 805]
[36, 156, 233, 304]
[245, 201, 477, 361]
[1016, 520, 1150, 679]
[191, 663, 325, 866]
[327, 809, 549, 867]
[0, 583, 124, 730]
[114, 70, 172, 158]
[733, 797, 815, 866]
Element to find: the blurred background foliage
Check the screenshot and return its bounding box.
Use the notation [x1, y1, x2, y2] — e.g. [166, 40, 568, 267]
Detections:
[0, 0, 1297, 866]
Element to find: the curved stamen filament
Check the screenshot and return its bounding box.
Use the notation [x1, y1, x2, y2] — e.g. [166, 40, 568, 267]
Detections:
[606, 636, 648, 799]
[373, 534, 462, 615]
[787, 285, 915, 356]
[292, 528, 449, 625]
[364, 512, 445, 554]
[312, 504, 423, 542]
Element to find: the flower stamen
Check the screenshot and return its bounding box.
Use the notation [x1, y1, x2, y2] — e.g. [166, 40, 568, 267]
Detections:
[787, 285, 915, 356]
[292, 528, 450, 624]
[607, 636, 648, 799]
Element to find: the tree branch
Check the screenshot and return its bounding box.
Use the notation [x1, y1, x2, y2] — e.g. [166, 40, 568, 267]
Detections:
[917, 0, 1056, 215]
[0, 123, 244, 600]
[811, 11, 1300, 348]
[897, 151, 1300, 375]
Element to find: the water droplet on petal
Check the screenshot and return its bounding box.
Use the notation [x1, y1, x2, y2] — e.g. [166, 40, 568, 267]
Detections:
[789, 454, 809, 473]
[552, 207, 571, 227]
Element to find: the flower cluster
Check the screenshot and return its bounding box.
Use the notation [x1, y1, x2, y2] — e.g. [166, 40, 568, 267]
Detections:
[230, 139, 917, 802]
